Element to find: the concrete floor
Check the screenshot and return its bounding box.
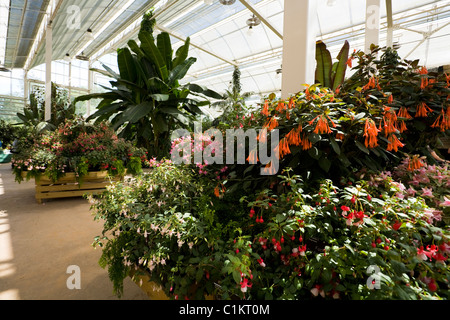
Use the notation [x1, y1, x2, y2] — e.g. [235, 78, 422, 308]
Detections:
[0, 163, 148, 300]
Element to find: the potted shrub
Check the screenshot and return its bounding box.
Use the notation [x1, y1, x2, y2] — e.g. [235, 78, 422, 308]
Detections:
[11, 117, 147, 203]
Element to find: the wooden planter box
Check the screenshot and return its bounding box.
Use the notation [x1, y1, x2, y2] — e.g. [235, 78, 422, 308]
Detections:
[25, 171, 121, 204]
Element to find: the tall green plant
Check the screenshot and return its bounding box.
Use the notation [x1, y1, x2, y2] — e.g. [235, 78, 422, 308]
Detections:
[315, 40, 350, 91]
[16, 82, 75, 132]
[75, 29, 221, 158]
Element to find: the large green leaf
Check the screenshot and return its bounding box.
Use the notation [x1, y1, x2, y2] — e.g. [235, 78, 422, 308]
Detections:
[121, 101, 154, 124]
[331, 40, 350, 91]
[168, 57, 196, 86]
[86, 102, 126, 121]
[73, 92, 122, 103]
[172, 37, 190, 69]
[157, 32, 173, 71]
[127, 39, 145, 58]
[117, 47, 136, 82]
[138, 30, 168, 81]
[315, 41, 333, 88]
[186, 83, 223, 99]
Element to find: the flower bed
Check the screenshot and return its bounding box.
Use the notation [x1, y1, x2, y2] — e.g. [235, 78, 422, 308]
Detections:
[90, 48, 450, 300]
[12, 118, 148, 201]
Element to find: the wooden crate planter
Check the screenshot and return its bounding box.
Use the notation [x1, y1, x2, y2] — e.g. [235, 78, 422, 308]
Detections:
[26, 171, 120, 204]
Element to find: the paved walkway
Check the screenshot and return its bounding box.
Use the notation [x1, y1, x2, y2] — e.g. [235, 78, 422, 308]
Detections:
[0, 163, 148, 300]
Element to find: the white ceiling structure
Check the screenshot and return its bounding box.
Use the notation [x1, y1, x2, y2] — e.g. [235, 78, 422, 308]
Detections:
[1, 0, 450, 98]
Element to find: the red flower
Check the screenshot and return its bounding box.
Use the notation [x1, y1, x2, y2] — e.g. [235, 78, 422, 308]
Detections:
[249, 208, 255, 218]
[392, 221, 401, 231]
[240, 278, 252, 293]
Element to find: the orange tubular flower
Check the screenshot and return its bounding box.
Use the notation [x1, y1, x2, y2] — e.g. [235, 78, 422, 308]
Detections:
[386, 134, 404, 152]
[398, 121, 408, 133]
[388, 95, 394, 104]
[362, 76, 376, 91]
[397, 107, 412, 119]
[381, 106, 398, 136]
[214, 185, 221, 198]
[247, 149, 259, 163]
[336, 133, 345, 141]
[363, 119, 379, 148]
[286, 125, 302, 146]
[266, 117, 279, 131]
[288, 98, 295, 109]
[445, 73, 450, 88]
[418, 66, 428, 75]
[310, 115, 332, 134]
[278, 138, 291, 158]
[262, 100, 270, 116]
[415, 102, 433, 118]
[407, 155, 424, 171]
[431, 108, 450, 132]
[276, 102, 286, 112]
[301, 133, 312, 150]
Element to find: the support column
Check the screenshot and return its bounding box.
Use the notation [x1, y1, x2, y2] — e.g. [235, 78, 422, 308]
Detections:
[386, 0, 393, 48]
[45, 23, 52, 121]
[87, 60, 93, 116]
[281, 0, 317, 99]
[365, 0, 381, 53]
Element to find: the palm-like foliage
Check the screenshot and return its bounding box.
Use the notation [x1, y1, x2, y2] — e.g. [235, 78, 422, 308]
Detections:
[74, 30, 221, 158]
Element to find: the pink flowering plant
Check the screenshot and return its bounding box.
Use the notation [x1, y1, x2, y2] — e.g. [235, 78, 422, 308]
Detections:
[90, 158, 449, 300]
[12, 117, 148, 183]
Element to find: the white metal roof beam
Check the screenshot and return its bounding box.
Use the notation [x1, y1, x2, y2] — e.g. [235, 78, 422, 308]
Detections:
[90, 0, 179, 61]
[23, 0, 63, 71]
[238, 0, 283, 40]
[12, 0, 28, 68]
[156, 25, 238, 67]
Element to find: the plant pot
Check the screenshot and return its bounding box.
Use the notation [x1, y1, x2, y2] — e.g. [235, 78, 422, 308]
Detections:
[25, 171, 121, 204]
[130, 268, 215, 300]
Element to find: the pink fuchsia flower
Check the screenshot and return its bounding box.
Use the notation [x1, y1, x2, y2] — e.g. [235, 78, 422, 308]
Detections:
[421, 187, 433, 197]
[298, 244, 307, 256]
[439, 242, 450, 254]
[310, 284, 325, 297]
[433, 252, 447, 263]
[240, 278, 252, 293]
[439, 196, 450, 207]
[257, 257, 266, 267]
[406, 187, 417, 196]
[417, 246, 429, 261]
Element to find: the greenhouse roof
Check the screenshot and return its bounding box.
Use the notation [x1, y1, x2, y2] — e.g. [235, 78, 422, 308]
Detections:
[1, 0, 450, 96]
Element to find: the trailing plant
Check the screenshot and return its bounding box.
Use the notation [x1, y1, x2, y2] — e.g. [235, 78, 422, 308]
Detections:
[90, 161, 449, 300]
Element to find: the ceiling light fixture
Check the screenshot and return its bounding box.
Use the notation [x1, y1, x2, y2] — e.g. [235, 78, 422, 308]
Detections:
[246, 14, 261, 36]
[0, 65, 10, 72]
[63, 53, 71, 61]
[327, 0, 337, 7]
[75, 52, 89, 61]
[275, 68, 282, 79]
[219, 0, 235, 5]
[86, 28, 95, 41]
[75, 0, 135, 57]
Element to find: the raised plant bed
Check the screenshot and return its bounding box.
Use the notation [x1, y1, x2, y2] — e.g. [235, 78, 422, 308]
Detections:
[24, 171, 120, 204]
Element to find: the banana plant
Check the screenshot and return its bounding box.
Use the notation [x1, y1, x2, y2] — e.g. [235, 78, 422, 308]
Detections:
[74, 30, 222, 158]
[315, 40, 350, 91]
